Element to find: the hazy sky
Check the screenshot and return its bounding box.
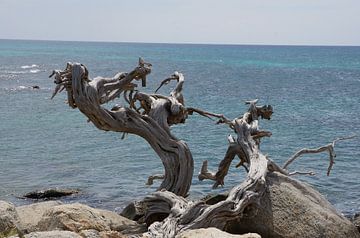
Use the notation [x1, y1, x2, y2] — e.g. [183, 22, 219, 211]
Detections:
[0, 0, 359, 45]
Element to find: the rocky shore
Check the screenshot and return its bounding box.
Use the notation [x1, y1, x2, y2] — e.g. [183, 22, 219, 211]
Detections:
[1, 173, 359, 238]
[0, 200, 260, 238]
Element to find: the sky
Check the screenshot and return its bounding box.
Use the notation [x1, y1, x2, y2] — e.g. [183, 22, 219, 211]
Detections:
[0, 0, 359, 46]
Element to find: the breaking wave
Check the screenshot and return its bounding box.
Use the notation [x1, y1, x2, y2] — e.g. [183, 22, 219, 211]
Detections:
[30, 69, 41, 73]
[21, 64, 39, 69]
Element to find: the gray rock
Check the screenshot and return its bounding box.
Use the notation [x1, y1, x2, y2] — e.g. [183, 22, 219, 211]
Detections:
[16, 200, 63, 233]
[78, 229, 128, 238]
[121, 201, 146, 222]
[24, 230, 81, 238]
[225, 172, 360, 238]
[37, 203, 137, 233]
[176, 228, 260, 238]
[78, 229, 100, 238]
[353, 213, 360, 233]
[0, 201, 21, 237]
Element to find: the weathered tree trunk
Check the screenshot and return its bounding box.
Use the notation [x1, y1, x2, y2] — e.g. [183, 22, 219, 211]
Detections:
[50, 60, 193, 197]
[143, 100, 273, 237]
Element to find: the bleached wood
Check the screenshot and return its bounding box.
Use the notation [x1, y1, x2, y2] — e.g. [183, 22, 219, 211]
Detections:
[283, 135, 356, 176]
[144, 100, 273, 236]
[50, 60, 193, 197]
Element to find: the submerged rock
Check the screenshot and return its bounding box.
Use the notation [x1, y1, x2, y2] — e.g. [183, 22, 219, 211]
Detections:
[22, 188, 79, 199]
[225, 172, 360, 238]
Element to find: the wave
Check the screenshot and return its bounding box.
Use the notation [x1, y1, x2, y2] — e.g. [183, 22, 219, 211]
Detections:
[30, 69, 41, 73]
[0, 69, 42, 75]
[2, 85, 50, 91]
[21, 64, 38, 69]
[2, 70, 27, 74]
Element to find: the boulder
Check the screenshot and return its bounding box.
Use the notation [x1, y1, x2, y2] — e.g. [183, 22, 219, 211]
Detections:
[0, 201, 21, 237]
[225, 172, 360, 238]
[353, 213, 360, 233]
[78, 229, 100, 238]
[16, 201, 63, 233]
[79, 229, 128, 238]
[37, 203, 137, 233]
[175, 228, 260, 238]
[15, 230, 82, 238]
[121, 201, 146, 222]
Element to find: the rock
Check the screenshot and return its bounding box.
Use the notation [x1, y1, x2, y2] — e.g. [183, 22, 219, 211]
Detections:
[0, 201, 21, 237]
[31, 86, 40, 89]
[121, 201, 146, 222]
[16, 201, 63, 233]
[79, 229, 128, 238]
[79, 229, 100, 238]
[175, 228, 260, 238]
[99, 231, 128, 238]
[19, 230, 82, 238]
[225, 172, 360, 238]
[37, 203, 137, 233]
[353, 213, 360, 233]
[23, 188, 79, 199]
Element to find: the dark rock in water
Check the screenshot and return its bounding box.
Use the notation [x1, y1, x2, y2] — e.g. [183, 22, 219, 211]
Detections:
[31, 85, 40, 89]
[23, 188, 79, 199]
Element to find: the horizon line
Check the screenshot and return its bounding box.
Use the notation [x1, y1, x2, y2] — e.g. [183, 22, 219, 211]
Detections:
[1, 37, 360, 48]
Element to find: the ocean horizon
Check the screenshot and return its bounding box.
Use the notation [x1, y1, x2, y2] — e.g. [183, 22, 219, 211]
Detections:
[0, 39, 359, 217]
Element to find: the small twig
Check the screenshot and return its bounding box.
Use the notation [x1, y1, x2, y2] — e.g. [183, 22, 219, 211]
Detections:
[155, 71, 181, 93]
[198, 160, 216, 181]
[146, 174, 165, 186]
[187, 107, 231, 123]
[289, 171, 316, 176]
[252, 130, 272, 140]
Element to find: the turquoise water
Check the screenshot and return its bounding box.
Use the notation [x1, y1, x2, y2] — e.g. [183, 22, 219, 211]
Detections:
[0, 39, 359, 216]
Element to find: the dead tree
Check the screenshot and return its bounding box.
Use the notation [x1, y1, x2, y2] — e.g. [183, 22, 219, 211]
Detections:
[51, 60, 355, 237]
[50, 59, 194, 197]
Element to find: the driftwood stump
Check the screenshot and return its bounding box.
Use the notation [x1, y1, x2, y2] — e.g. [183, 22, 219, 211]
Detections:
[50, 59, 356, 237]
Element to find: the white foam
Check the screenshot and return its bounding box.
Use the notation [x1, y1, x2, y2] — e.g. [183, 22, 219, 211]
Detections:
[21, 64, 38, 69]
[30, 69, 40, 73]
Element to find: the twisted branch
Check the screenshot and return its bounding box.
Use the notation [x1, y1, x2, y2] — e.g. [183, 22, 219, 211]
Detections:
[283, 135, 356, 176]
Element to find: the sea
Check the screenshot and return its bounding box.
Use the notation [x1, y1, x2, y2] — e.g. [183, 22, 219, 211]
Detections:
[0, 39, 359, 217]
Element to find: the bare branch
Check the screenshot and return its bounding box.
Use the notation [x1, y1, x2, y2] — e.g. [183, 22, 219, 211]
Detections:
[146, 174, 165, 186]
[289, 171, 316, 176]
[283, 135, 356, 176]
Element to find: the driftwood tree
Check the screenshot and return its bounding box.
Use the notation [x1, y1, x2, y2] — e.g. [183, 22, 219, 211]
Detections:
[50, 59, 355, 237]
[50, 59, 195, 197]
